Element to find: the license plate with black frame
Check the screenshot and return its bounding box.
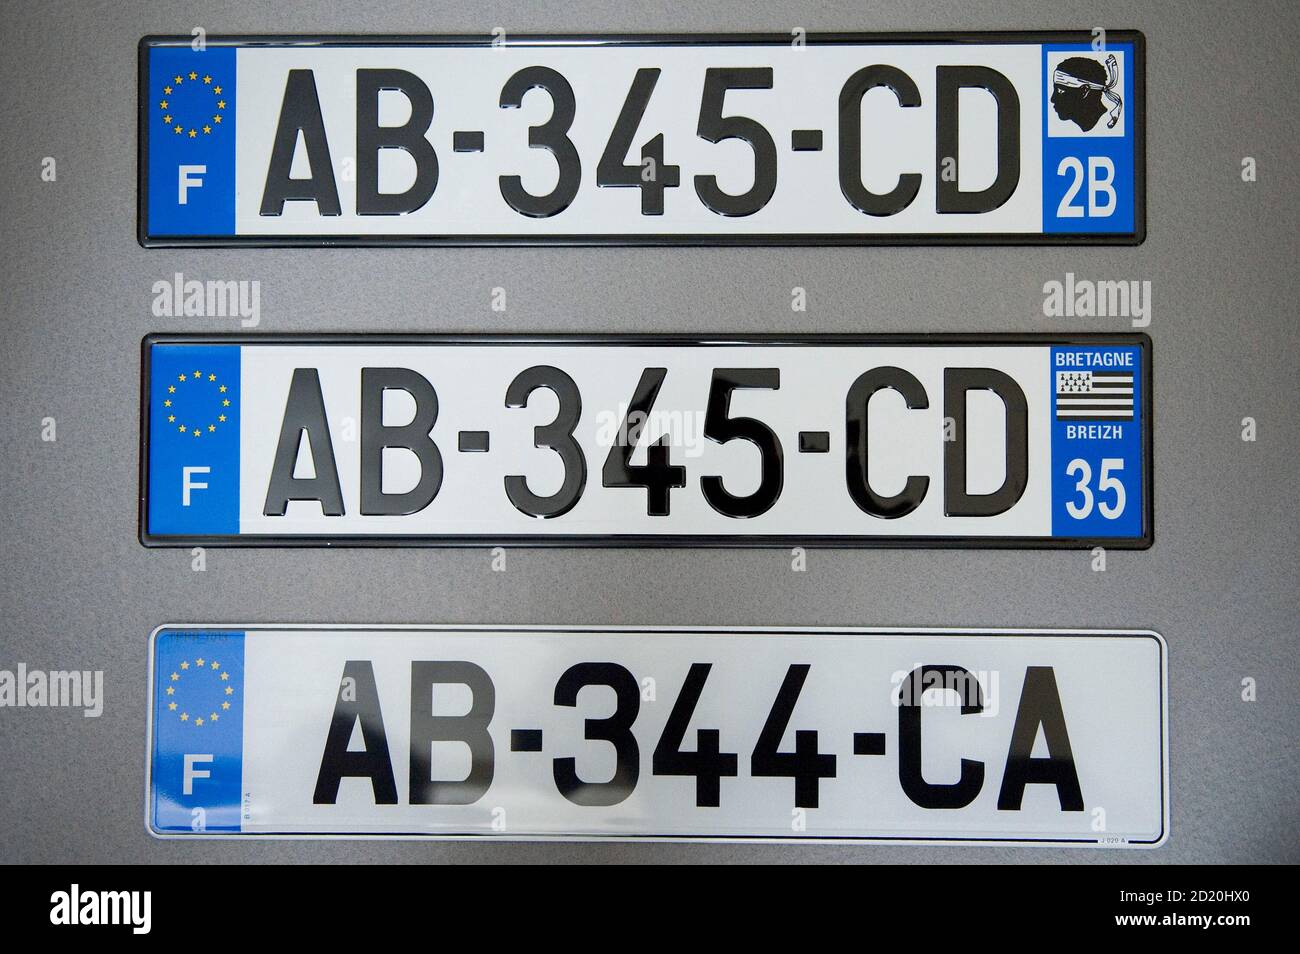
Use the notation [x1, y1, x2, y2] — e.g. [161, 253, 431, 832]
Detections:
[138, 31, 1145, 246]
[138, 333, 1153, 548]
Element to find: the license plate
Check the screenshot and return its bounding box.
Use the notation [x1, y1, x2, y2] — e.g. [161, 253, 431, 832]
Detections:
[140, 334, 1152, 546]
[139, 32, 1144, 246]
[146, 625, 1167, 845]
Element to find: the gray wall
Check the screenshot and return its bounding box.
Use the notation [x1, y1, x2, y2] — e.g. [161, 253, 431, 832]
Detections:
[1, 0, 1295, 863]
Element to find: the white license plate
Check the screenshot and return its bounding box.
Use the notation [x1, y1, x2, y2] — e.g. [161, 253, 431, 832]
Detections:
[140, 334, 1151, 546]
[139, 32, 1144, 245]
[146, 625, 1167, 845]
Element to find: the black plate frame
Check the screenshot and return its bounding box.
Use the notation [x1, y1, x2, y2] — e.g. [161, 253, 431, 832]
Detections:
[137, 31, 1147, 248]
[139, 331, 1154, 549]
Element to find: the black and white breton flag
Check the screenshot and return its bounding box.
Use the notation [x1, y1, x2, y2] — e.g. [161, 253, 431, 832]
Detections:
[1055, 370, 1135, 420]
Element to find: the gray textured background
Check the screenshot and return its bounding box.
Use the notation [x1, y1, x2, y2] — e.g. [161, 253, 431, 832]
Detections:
[1, 0, 1296, 864]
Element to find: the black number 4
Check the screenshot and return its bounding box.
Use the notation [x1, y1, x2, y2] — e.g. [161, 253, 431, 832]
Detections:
[601, 368, 685, 516]
[652, 663, 739, 807]
[751, 665, 837, 808]
[597, 68, 681, 216]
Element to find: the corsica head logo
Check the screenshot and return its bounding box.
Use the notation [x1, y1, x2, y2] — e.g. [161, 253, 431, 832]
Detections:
[1051, 54, 1123, 132]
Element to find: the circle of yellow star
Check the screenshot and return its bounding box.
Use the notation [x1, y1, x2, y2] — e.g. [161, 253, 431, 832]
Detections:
[162, 367, 232, 438]
[168, 656, 235, 726]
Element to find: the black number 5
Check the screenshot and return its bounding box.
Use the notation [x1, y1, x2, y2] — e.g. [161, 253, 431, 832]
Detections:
[694, 68, 777, 216]
[701, 368, 783, 518]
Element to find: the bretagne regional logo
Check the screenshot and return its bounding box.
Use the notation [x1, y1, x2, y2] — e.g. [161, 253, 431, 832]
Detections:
[158, 68, 227, 139]
[161, 368, 235, 438]
[164, 656, 236, 728]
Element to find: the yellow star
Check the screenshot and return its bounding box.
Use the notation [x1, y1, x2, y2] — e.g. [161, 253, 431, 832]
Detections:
[208, 424, 215, 432]
[218, 414, 226, 422]
[220, 672, 229, 681]
[180, 661, 189, 670]
[193, 430, 201, 438]
[217, 100, 226, 110]
[203, 75, 212, 84]
[164, 399, 171, 407]
[195, 658, 205, 667]
[165, 686, 174, 696]
[203, 125, 211, 135]
[164, 85, 172, 95]
[222, 399, 230, 407]
[168, 385, 176, 393]
[178, 374, 186, 382]
[168, 702, 177, 711]
[210, 712, 219, 721]
[163, 115, 172, 124]
[188, 128, 197, 138]
[174, 125, 183, 135]
[208, 374, 216, 382]
[180, 712, 189, 721]
[213, 115, 222, 124]
[174, 75, 183, 84]
[189, 71, 198, 80]
[213, 86, 223, 95]
[194, 717, 204, 726]
[193, 370, 201, 379]
[170, 672, 179, 681]
[167, 415, 175, 423]
[221, 701, 230, 710]
[212, 661, 220, 669]
[219, 385, 227, 392]
[159, 100, 168, 109]
[178, 425, 186, 433]
[224, 686, 233, 695]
